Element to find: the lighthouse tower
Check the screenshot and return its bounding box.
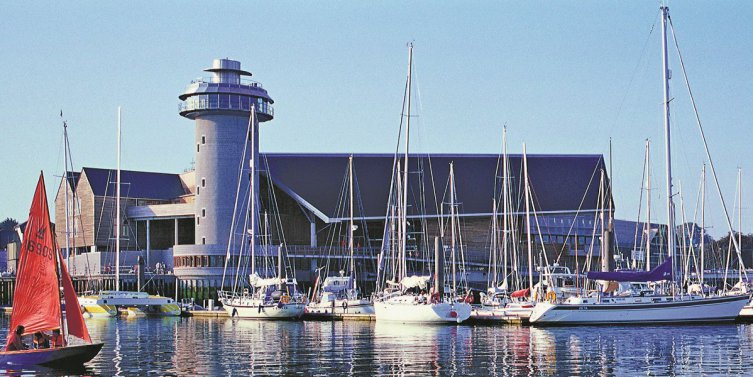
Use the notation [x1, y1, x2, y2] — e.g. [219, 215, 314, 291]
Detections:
[174, 58, 273, 292]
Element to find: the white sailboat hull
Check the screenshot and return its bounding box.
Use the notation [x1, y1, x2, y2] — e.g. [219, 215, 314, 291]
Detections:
[306, 298, 375, 315]
[738, 299, 753, 317]
[222, 299, 305, 320]
[374, 296, 471, 323]
[530, 294, 749, 325]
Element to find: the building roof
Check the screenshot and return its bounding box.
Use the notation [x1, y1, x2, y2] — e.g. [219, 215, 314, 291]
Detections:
[261, 153, 609, 223]
[81, 153, 609, 223]
[65, 172, 81, 192]
[82, 167, 189, 200]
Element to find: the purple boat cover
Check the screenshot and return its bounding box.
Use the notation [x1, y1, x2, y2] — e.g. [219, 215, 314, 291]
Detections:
[587, 257, 673, 282]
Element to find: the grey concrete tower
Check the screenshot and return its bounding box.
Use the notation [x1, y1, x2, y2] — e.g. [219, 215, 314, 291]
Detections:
[173, 58, 273, 289]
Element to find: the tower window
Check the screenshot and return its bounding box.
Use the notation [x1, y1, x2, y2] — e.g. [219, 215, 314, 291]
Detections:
[202, 178, 206, 187]
[197, 186, 200, 195]
[197, 144, 200, 153]
[196, 217, 200, 225]
[202, 237, 206, 245]
[202, 208, 206, 218]
[201, 135, 206, 144]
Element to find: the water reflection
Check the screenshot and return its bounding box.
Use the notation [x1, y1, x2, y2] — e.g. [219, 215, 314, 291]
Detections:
[1, 315, 753, 376]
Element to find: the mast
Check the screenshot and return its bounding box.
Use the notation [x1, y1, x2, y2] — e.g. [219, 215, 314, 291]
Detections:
[54, 242, 67, 339]
[738, 168, 743, 282]
[62, 116, 72, 273]
[401, 43, 413, 282]
[700, 164, 705, 282]
[502, 127, 509, 290]
[645, 139, 652, 271]
[349, 155, 356, 291]
[523, 143, 534, 297]
[661, 6, 677, 293]
[116, 106, 121, 292]
[251, 106, 259, 276]
[491, 198, 497, 289]
[450, 162, 457, 294]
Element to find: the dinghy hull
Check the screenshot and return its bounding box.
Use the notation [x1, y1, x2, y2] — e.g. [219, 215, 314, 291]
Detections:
[0, 343, 104, 367]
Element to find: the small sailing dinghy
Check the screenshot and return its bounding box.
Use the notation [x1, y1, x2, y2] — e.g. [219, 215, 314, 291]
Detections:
[0, 173, 103, 366]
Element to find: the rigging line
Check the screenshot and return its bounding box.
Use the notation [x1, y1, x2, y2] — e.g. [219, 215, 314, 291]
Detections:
[608, 11, 660, 138]
[668, 15, 748, 280]
[553, 157, 603, 262]
[233, 183, 252, 293]
[687, 167, 704, 281]
[633, 141, 649, 254]
[264, 154, 296, 278]
[222, 111, 254, 290]
[377, 71, 410, 291]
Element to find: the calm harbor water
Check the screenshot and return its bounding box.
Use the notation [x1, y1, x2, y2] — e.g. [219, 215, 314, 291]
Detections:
[2, 315, 753, 376]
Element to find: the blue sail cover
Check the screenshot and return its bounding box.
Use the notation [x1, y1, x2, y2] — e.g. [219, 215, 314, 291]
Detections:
[587, 258, 673, 282]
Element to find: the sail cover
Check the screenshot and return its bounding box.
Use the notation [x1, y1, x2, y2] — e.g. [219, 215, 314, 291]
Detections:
[400, 275, 431, 290]
[587, 257, 673, 282]
[510, 288, 530, 298]
[6, 173, 63, 349]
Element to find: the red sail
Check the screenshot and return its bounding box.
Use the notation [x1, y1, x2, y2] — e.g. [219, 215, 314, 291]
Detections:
[6, 173, 63, 349]
[59, 250, 91, 343]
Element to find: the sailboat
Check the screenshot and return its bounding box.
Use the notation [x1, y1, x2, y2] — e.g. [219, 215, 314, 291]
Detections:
[77, 108, 180, 317]
[217, 106, 305, 319]
[373, 44, 472, 323]
[306, 156, 374, 317]
[0, 173, 103, 366]
[529, 6, 749, 325]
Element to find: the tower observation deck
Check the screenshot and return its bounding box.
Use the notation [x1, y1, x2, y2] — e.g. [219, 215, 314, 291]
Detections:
[174, 58, 273, 285]
[179, 59, 274, 120]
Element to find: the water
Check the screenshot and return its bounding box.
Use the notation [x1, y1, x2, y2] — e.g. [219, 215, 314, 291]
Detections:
[2, 315, 753, 376]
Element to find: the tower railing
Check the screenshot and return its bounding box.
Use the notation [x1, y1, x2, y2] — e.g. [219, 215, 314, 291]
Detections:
[179, 94, 274, 117]
[189, 77, 263, 88]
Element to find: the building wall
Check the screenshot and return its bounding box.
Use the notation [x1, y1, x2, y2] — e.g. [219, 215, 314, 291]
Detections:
[193, 114, 252, 247]
[55, 172, 95, 252]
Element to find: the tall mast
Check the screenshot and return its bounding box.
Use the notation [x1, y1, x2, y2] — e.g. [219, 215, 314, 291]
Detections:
[661, 6, 677, 292]
[349, 155, 356, 291]
[450, 162, 457, 294]
[523, 143, 534, 297]
[251, 106, 258, 276]
[738, 168, 743, 281]
[491, 198, 498, 288]
[116, 106, 121, 292]
[645, 139, 652, 271]
[502, 127, 509, 290]
[700, 164, 705, 282]
[401, 43, 413, 281]
[62, 116, 72, 273]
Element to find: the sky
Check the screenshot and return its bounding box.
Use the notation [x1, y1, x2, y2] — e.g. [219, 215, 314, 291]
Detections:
[1, 1, 752, 238]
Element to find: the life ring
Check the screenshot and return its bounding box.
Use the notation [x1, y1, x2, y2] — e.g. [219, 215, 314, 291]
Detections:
[280, 295, 290, 304]
[464, 294, 474, 304]
[546, 291, 557, 303]
[534, 291, 540, 302]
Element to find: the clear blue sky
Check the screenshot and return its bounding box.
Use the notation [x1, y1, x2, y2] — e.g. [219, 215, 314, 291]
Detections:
[1, 1, 752, 238]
